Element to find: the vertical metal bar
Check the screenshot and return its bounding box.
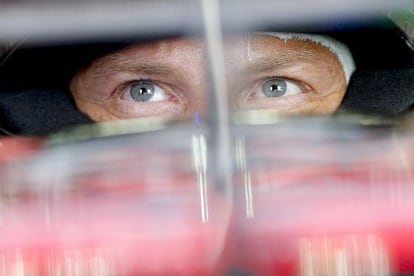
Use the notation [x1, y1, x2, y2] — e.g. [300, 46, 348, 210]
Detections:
[192, 134, 209, 222]
[244, 171, 254, 218]
[200, 0, 233, 199]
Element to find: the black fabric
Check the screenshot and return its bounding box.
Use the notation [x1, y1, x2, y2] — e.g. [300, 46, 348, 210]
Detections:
[341, 68, 414, 115]
[0, 87, 92, 135]
[0, 43, 129, 89]
[0, 43, 127, 135]
[326, 22, 414, 70]
[324, 19, 414, 115]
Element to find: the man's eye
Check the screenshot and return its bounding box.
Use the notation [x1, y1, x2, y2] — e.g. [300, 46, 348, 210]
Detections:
[262, 78, 287, 97]
[122, 81, 168, 102]
[114, 80, 185, 119]
[251, 78, 303, 99]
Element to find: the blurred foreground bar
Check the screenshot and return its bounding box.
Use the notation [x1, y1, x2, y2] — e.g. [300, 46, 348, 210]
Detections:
[0, 0, 411, 44]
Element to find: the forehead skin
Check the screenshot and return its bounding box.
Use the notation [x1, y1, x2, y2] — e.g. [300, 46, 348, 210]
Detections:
[70, 35, 347, 122]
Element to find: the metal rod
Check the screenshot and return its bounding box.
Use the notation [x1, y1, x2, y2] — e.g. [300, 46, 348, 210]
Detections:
[201, 0, 233, 199]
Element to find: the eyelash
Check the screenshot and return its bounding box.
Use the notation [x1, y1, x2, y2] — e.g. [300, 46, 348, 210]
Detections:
[242, 77, 311, 101]
[111, 78, 186, 118]
[121, 80, 164, 102]
[117, 79, 181, 102]
[229, 76, 315, 112]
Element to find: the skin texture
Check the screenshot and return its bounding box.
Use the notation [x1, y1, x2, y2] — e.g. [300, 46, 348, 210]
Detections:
[69, 34, 347, 122]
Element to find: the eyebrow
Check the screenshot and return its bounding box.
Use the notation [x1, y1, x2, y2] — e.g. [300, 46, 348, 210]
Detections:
[91, 53, 188, 80]
[114, 61, 171, 75]
[235, 51, 316, 77]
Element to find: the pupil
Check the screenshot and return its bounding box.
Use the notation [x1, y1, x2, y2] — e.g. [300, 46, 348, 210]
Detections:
[130, 82, 154, 102]
[270, 85, 282, 91]
[140, 87, 150, 95]
[262, 79, 287, 97]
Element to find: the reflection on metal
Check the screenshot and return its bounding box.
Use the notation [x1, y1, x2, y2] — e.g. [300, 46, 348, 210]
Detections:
[0, 247, 117, 276]
[0, 251, 37, 276]
[235, 137, 247, 172]
[235, 137, 254, 218]
[192, 135, 209, 223]
[45, 247, 116, 276]
[201, 0, 233, 201]
[299, 235, 390, 276]
[244, 171, 254, 219]
[12, 252, 25, 276]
